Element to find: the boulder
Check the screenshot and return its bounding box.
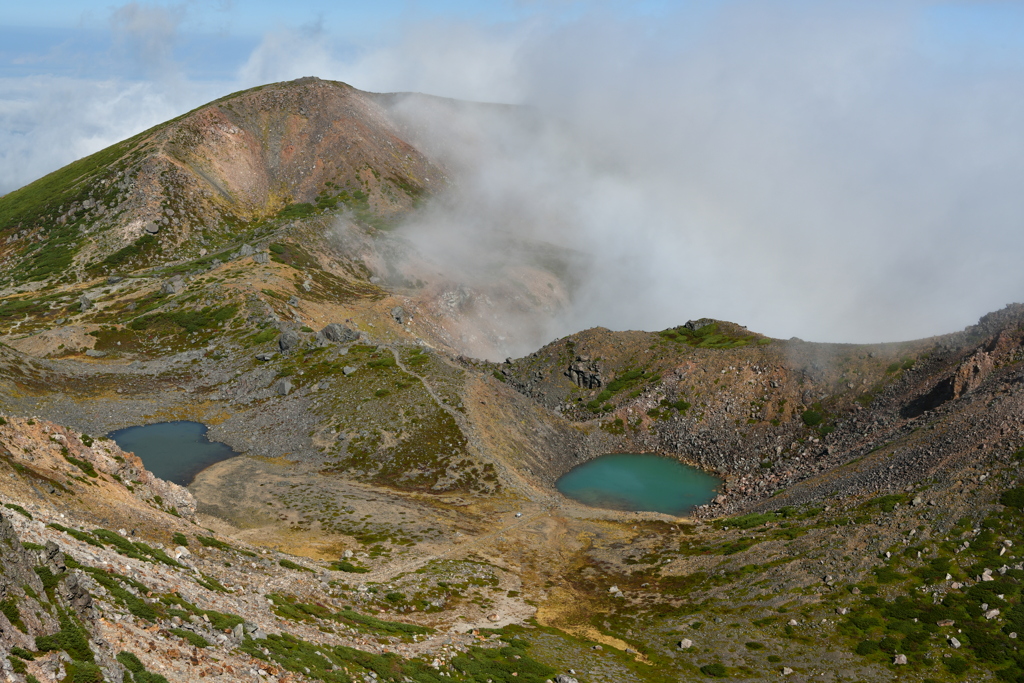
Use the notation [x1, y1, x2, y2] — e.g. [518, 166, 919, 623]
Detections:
[44, 541, 66, 574]
[252, 252, 270, 264]
[343, 366, 357, 376]
[278, 330, 301, 352]
[79, 294, 93, 312]
[255, 352, 277, 361]
[684, 318, 714, 331]
[238, 244, 256, 257]
[275, 378, 294, 396]
[84, 349, 107, 358]
[555, 676, 579, 683]
[678, 638, 693, 649]
[144, 222, 160, 234]
[107, 275, 123, 284]
[161, 276, 184, 295]
[391, 306, 409, 324]
[893, 654, 907, 665]
[317, 323, 358, 344]
[949, 636, 961, 648]
[63, 572, 94, 618]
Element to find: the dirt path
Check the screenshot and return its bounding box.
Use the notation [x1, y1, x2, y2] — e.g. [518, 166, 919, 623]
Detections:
[389, 346, 460, 421]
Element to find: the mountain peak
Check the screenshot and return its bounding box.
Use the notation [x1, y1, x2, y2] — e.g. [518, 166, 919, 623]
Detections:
[0, 78, 444, 285]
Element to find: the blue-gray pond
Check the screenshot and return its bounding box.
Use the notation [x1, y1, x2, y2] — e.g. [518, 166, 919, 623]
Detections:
[108, 421, 239, 486]
[555, 453, 721, 516]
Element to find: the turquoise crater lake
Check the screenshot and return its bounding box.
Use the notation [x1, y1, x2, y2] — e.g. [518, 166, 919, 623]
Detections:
[555, 453, 721, 516]
[108, 421, 239, 486]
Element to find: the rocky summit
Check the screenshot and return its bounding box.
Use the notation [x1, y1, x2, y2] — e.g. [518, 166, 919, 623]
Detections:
[1, 77, 1024, 682]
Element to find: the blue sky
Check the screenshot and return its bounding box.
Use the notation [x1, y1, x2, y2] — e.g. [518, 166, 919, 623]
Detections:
[1, 1, 683, 81]
[7, 1, 1024, 344]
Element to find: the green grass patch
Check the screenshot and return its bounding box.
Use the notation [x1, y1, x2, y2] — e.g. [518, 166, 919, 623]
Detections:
[329, 560, 369, 573]
[169, 628, 209, 648]
[3, 502, 32, 519]
[659, 322, 758, 349]
[279, 559, 314, 572]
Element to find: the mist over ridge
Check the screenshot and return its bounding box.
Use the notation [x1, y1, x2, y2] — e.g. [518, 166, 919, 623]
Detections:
[7, 2, 1024, 349]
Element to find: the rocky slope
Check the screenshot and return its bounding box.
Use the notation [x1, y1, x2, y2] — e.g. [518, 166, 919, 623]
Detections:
[0, 78, 441, 286]
[4, 77, 1024, 682]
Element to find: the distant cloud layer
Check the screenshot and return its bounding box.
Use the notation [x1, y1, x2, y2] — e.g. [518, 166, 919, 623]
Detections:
[5, 1, 1024, 347]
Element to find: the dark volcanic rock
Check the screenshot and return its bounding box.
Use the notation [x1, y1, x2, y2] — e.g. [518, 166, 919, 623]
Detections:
[566, 356, 602, 389]
[278, 330, 301, 352]
[317, 323, 358, 344]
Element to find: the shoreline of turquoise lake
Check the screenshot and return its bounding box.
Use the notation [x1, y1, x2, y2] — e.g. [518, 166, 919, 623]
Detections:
[555, 453, 721, 516]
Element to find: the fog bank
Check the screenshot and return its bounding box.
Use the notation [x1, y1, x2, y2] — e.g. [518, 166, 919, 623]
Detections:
[8, 2, 1024, 350]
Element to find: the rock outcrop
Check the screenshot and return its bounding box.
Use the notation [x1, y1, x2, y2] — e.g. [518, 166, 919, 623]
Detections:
[566, 356, 602, 389]
[317, 322, 359, 345]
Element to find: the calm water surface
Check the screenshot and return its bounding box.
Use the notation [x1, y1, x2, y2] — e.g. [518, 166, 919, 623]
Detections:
[108, 421, 239, 486]
[556, 453, 721, 516]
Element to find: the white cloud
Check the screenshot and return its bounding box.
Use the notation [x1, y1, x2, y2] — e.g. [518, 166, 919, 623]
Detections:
[6, 1, 1024, 350]
[353, 3, 1024, 347]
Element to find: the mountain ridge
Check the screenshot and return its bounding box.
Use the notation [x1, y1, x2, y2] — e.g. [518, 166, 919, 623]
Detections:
[1, 77, 1024, 682]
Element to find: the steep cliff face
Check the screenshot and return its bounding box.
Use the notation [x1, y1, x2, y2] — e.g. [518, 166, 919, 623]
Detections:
[0, 510, 130, 683]
[0, 510, 57, 651]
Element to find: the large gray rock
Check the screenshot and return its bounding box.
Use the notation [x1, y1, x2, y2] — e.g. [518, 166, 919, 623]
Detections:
[252, 252, 270, 264]
[84, 349, 107, 358]
[275, 378, 294, 396]
[391, 306, 409, 324]
[555, 675, 579, 683]
[78, 294, 94, 312]
[43, 541, 66, 574]
[684, 318, 715, 331]
[317, 323, 358, 344]
[566, 356, 602, 389]
[161, 276, 184, 294]
[278, 330, 301, 352]
[238, 244, 256, 257]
